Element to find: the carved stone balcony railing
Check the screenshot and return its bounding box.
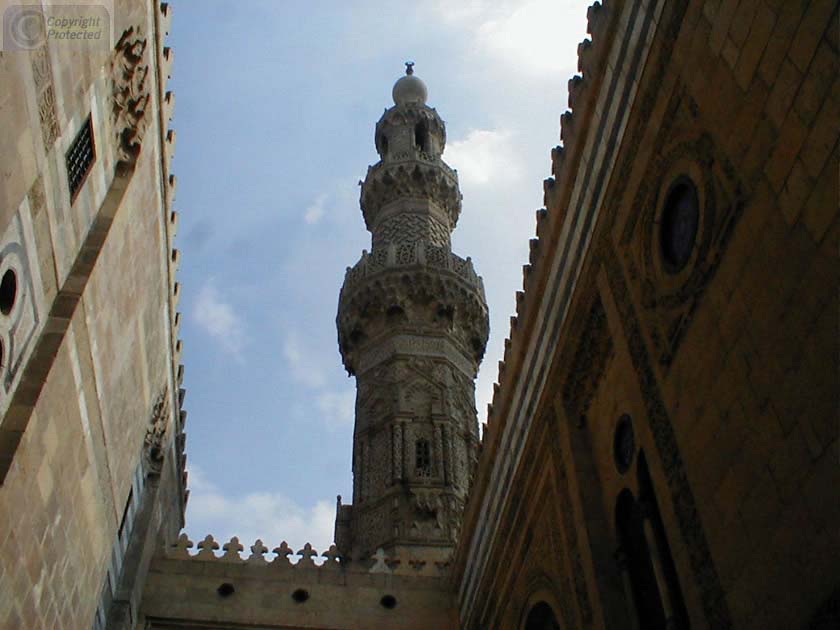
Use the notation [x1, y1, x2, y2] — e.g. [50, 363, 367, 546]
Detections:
[341, 241, 484, 299]
[377, 147, 458, 181]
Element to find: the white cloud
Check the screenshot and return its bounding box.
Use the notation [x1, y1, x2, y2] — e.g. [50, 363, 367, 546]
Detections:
[429, 0, 589, 78]
[316, 390, 355, 427]
[185, 464, 336, 561]
[283, 332, 327, 388]
[283, 331, 355, 430]
[444, 128, 523, 187]
[304, 193, 328, 225]
[193, 278, 246, 358]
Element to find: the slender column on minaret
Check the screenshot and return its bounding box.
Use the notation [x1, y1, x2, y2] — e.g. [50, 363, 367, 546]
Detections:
[334, 64, 489, 567]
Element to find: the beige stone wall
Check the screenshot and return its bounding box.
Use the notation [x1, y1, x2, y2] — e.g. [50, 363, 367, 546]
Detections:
[142, 551, 458, 630]
[640, 0, 838, 626]
[456, 0, 838, 628]
[0, 1, 182, 628]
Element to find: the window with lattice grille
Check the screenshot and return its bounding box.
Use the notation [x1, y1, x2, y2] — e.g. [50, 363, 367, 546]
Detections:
[415, 439, 431, 477]
[66, 115, 96, 201]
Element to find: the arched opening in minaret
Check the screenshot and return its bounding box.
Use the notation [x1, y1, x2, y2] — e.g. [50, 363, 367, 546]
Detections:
[377, 131, 389, 158]
[414, 121, 428, 153]
[386, 304, 405, 322]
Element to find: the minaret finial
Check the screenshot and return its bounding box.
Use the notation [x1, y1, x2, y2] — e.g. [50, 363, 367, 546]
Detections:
[405, 61, 414, 75]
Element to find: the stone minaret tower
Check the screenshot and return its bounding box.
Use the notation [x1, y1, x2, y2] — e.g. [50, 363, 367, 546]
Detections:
[335, 64, 489, 568]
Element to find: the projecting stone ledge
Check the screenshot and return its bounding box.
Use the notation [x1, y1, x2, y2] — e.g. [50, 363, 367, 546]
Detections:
[140, 541, 458, 629]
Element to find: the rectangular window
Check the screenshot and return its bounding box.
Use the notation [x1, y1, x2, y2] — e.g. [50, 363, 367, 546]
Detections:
[66, 115, 96, 202]
[415, 439, 432, 477]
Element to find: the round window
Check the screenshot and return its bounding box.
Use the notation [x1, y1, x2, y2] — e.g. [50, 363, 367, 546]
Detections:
[659, 178, 699, 273]
[613, 414, 635, 474]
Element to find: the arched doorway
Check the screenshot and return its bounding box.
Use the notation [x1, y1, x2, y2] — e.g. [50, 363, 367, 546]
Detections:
[523, 601, 561, 630]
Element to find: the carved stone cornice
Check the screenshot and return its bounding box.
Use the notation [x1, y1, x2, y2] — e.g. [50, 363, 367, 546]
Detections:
[355, 334, 477, 379]
[111, 26, 150, 174]
[361, 160, 461, 231]
[337, 263, 489, 375]
[342, 240, 484, 296]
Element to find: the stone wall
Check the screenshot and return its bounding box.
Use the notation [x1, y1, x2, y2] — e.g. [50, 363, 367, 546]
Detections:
[0, 2, 184, 628]
[141, 536, 457, 629]
[455, 0, 838, 628]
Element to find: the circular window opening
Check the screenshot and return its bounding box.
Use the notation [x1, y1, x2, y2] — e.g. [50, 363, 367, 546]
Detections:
[613, 414, 636, 474]
[292, 588, 310, 604]
[0, 269, 17, 315]
[217, 582, 235, 597]
[659, 178, 699, 273]
[380, 594, 397, 609]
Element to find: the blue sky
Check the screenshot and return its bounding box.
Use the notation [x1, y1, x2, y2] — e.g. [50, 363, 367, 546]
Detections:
[170, 0, 590, 555]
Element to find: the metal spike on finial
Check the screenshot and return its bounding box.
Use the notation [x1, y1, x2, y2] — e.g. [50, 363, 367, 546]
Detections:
[405, 61, 414, 75]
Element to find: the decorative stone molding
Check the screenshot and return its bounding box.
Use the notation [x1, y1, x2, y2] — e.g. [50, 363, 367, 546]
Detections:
[342, 241, 483, 295]
[373, 212, 451, 249]
[561, 296, 614, 422]
[111, 26, 150, 173]
[31, 44, 59, 149]
[143, 388, 170, 475]
[361, 160, 461, 231]
[620, 86, 746, 369]
[338, 252, 488, 375]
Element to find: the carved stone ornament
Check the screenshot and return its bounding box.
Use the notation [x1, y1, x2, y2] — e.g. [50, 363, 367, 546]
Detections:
[338, 259, 489, 374]
[111, 26, 150, 173]
[621, 86, 745, 369]
[144, 389, 169, 474]
[361, 161, 461, 231]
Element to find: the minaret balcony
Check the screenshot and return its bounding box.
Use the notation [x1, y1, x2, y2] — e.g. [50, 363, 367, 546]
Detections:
[337, 241, 489, 376]
[341, 241, 484, 300]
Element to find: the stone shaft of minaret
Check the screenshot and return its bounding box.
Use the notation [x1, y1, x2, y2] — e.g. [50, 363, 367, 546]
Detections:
[335, 65, 489, 569]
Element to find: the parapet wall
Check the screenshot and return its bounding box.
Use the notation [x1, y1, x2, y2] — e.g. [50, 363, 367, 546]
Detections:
[141, 534, 458, 629]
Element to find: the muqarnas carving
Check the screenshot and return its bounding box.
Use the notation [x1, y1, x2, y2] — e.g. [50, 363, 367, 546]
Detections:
[111, 26, 150, 173]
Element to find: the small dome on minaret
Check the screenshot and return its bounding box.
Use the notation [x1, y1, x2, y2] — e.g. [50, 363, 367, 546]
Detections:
[392, 62, 428, 105]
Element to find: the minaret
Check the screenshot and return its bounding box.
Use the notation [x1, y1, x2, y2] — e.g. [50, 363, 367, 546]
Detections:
[335, 64, 489, 568]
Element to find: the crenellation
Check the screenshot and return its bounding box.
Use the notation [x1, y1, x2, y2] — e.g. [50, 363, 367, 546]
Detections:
[221, 536, 245, 562]
[567, 74, 585, 111]
[587, 1, 607, 38]
[560, 110, 574, 147]
[161, 46, 174, 81]
[577, 38, 594, 76]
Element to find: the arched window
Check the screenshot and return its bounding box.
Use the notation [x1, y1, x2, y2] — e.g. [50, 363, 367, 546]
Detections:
[614, 453, 690, 630]
[415, 438, 431, 477]
[523, 601, 561, 630]
[376, 131, 389, 158]
[414, 121, 428, 153]
[616, 489, 665, 628]
[636, 452, 689, 628]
